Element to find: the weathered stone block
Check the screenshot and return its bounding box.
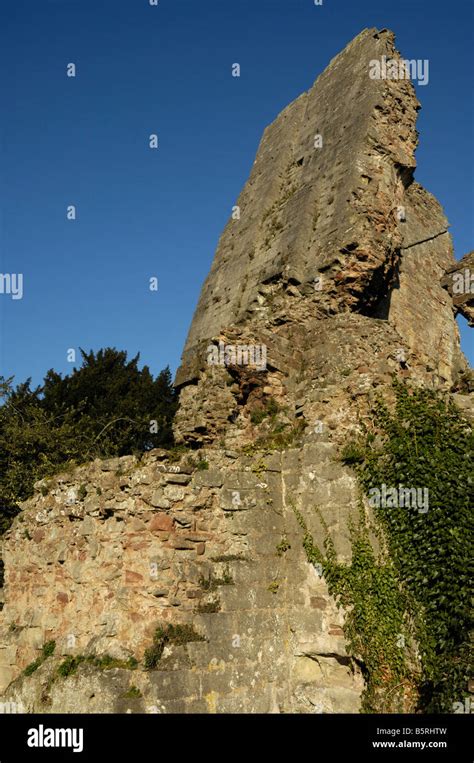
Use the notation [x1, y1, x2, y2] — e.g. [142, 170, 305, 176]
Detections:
[193, 469, 224, 488]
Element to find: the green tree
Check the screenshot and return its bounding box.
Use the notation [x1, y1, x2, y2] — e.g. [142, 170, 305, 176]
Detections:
[0, 348, 177, 536]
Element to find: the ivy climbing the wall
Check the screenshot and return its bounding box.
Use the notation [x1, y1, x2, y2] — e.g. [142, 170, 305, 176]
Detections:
[298, 380, 473, 712]
[295, 505, 419, 712]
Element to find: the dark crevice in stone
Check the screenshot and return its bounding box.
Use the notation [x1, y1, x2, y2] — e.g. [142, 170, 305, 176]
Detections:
[101, 509, 115, 520]
[305, 652, 353, 668]
[356, 248, 401, 319]
[394, 161, 415, 190]
[401, 229, 448, 251]
[261, 272, 283, 286]
[339, 242, 359, 255]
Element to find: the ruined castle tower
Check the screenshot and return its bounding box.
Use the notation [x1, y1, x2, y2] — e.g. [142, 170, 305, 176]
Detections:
[173, 28, 467, 447]
[0, 28, 470, 714]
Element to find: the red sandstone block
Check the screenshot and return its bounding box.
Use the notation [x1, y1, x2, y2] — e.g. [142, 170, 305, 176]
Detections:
[149, 514, 174, 532]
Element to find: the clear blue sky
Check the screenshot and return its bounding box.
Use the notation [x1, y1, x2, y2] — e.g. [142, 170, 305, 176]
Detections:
[1, 0, 472, 388]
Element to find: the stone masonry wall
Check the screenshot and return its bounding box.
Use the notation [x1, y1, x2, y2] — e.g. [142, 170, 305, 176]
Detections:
[0, 442, 365, 713]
